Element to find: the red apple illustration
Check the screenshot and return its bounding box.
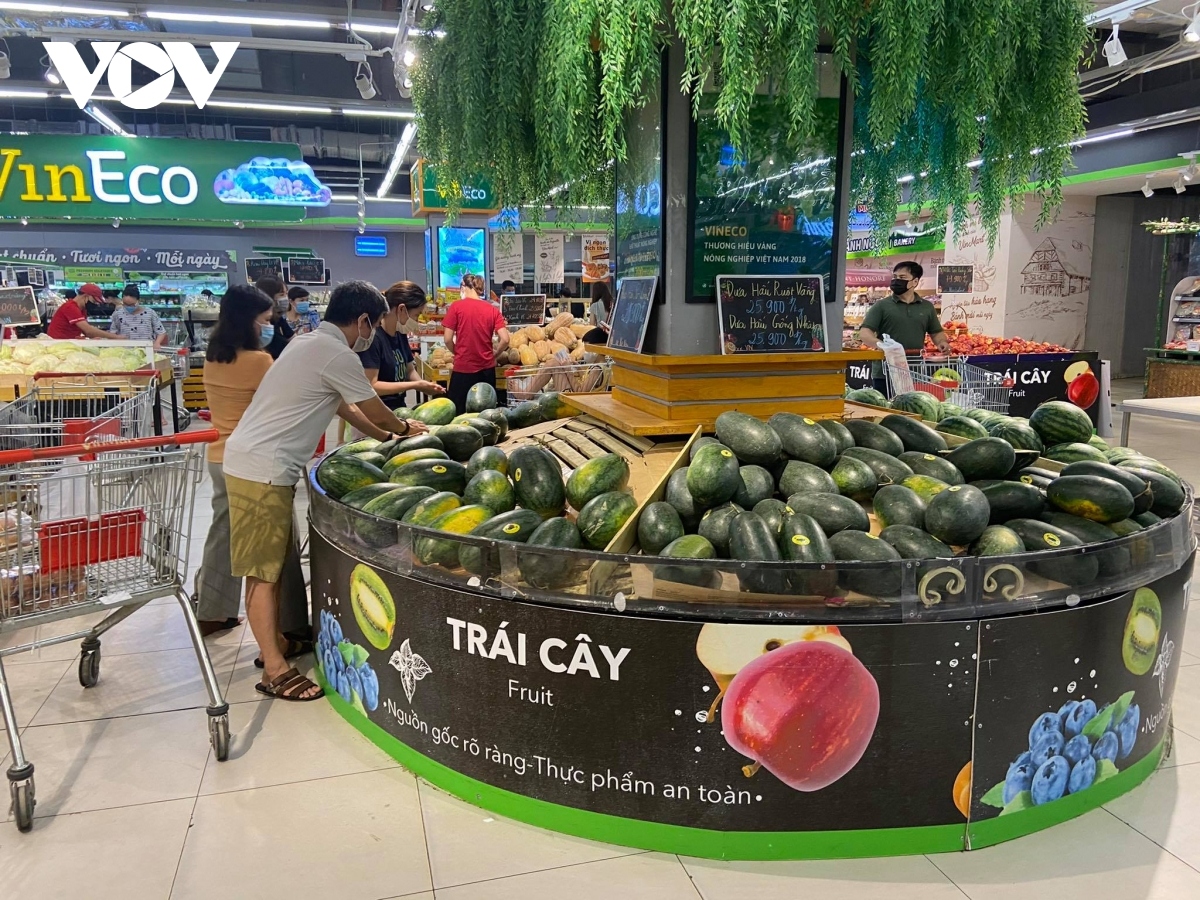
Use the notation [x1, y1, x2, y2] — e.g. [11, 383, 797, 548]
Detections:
[721, 639, 879, 792]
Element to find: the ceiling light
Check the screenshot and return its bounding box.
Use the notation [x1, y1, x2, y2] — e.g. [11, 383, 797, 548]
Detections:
[342, 107, 413, 118]
[44, 64, 60, 86]
[235, 221, 244, 229]
[112, 218, 120, 228]
[422, 3, 435, 9]
[146, 10, 330, 29]
[355, 62, 377, 100]
[377, 122, 417, 198]
[0, 88, 48, 98]
[1103, 23, 1128, 66]
[1141, 177, 1154, 198]
[0, 2, 127, 13]
[1071, 128, 1134, 147]
[19, 217, 27, 226]
[1184, 9, 1200, 43]
[1175, 174, 1187, 193]
[0, 48, 9, 81]
[344, 23, 399, 35]
[402, 47, 417, 67]
[207, 100, 334, 115]
[84, 103, 131, 137]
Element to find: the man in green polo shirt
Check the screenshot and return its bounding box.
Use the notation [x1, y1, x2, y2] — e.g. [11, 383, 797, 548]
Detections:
[859, 260, 951, 394]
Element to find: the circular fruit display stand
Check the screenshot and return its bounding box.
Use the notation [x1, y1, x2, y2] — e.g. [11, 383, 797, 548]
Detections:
[307, 415, 1195, 861]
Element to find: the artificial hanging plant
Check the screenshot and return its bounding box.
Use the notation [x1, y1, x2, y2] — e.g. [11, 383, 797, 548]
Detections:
[412, 0, 1090, 244]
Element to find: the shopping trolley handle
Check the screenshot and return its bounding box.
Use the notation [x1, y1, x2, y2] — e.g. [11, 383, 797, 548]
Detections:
[0, 428, 218, 464]
[30, 369, 160, 381]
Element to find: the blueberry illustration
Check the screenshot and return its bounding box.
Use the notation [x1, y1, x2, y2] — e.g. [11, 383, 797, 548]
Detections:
[359, 664, 379, 711]
[1095, 703, 1113, 731]
[1092, 731, 1119, 763]
[1068, 756, 1097, 794]
[321, 647, 337, 677]
[328, 616, 343, 644]
[1117, 704, 1140, 759]
[1057, 699, 1079, 730]
[1063, 734, 1093, 765]
[1010, 750, 1033, 772]
[346, 666, 363, 701]
[1031, 731, 1066, 767]
[1029, 711, 1062, 749]
[335, 670, 352, 703]
[1030, 756, 1070, 805]
[1064, 699, 1097, 737]
[1004, 759, 1035, 804]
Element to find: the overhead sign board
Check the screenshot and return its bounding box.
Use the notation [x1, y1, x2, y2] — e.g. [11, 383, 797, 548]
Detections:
[0, 135, 330, 224]
[411, 159, 500, 216]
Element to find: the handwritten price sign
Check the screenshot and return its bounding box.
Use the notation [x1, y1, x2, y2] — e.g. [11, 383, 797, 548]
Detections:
[716, 275, 827, 354]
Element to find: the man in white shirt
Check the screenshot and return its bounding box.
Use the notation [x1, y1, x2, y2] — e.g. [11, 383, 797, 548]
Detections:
[224, 280, 426, 701]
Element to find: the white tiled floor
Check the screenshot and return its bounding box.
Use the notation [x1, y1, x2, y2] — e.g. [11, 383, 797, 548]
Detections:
[1, 379, 1199, 898]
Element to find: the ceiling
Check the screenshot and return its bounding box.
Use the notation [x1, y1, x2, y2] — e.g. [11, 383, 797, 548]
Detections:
[0, 1, 417, 197]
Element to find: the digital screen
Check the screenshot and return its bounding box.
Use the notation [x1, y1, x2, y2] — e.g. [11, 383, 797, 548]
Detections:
[355, 235, 389, 257]
[437, 226, 486, 303]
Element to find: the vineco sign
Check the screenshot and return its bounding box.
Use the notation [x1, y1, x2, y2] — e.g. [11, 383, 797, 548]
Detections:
[0, 135, 328, 224]
[43, 41, 238, 110]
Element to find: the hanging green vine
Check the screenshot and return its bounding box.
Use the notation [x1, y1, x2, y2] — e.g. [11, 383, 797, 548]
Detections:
[413, 0, 1090, 243]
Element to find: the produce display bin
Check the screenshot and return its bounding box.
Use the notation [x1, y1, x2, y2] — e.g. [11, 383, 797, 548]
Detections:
[307, 417, 1195, 862]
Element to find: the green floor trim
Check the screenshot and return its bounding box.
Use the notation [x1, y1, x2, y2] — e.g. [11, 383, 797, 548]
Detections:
[316, 672, 967, 860]
[966, 739, 1165, 849]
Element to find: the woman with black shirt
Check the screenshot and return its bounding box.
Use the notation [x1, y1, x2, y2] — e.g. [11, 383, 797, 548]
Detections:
[255, 275, 294, 359]
[358, 281, 445, 408]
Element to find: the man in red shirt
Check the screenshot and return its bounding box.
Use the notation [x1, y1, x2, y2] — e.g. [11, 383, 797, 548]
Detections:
[47, 283, 113, 340]
[443, 273, 510, 413]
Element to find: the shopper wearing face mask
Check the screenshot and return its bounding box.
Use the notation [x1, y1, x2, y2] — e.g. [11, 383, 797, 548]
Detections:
[858, 261, 950, 395]
[358, 281, 445, 408]
[108, 284, 168, 348]
[195, 284, 308, 640]
[443, 273, 510, 414]
[255, 275, 294, 359]
[285, 285, 322, 335]
[224, 280, 426, 701]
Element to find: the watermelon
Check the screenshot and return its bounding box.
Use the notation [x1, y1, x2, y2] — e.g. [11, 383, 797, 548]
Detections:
[1029, 400, 1093, 446]
[786, 493, 870, 534]
[880, 414, 947, 454]
[655, 535, 721, 589]
[338, 437, 381, 456]
[638, 502, 685, 555]
[518, 517, 582, 588]
[463, 469, 516, 514]
[1006, 519, 1099, 587]
[509, 446, 566, 519]
[925, 484, 990, 545]
[576, 490, 637, 549]
[401, 490, 462, 527]
[458, 508, 544, 576]
[1043, 442, 1107, 464]
[460, 416, 500, 447]
[989, 420, 1044, 453]
[467, 446, 509, 478]
[970, 524, 1025, 557]
[665, 468, 701, 530]
[754, 498, 791, 537]
[687, 443, 741, 509]
[715, 410, 783, 466]
[729, 511, 788, 594]
[777, 459, 838, 496]
[831, 454, 878, 501]
[903, 474, 951, 503]
[355, 486, 437, 547]
[936, 416, 989, 440]
[767, 413, 837, 468]
[412, 397, 458, 425]
[817, 419, 855, 454]
[416, 505, 494, 567]
[391, 433, 444, 456]
[508, 400, 544, 429]
[734, 465, 776, 508]
[538, 392, 575, 420]
[889, 391, 942, 422]
[565, 453, 630, 511]
[465, 382, 499, 413]
[944, 438, 1016, 481]
[830, 531, 902, 595]
[477, 407, 509, 441]
[1060, 461, 1153, 515]
[873, 484, 927, 529]
[698, 502, 745, 557]
[340, 482, 404, 510]
[436, 425, 486, 462]
[846, 388, 890, 408]
[388, 458, 468, 494]
[842, 447, 914, 485]
[317, 454, 387, 500]
[845, 419, 904, 456]
[880, 524, 954, 560]
[978, 481, 1044, 524]
[899, 451, 964, 485]
[383, 448, 449, 475]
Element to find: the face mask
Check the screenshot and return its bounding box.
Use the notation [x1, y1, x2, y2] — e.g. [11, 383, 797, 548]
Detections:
[352, 316, 375, 352]
[274, 296, 289, 312]
[296, 301, 310, 313]
[890, 278, 910, 295]
[259, 324, 275, 347]
[122, 298, 137, 307]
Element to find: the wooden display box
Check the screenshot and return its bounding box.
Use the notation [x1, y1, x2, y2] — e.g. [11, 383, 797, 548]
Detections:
[572, 346, 882, 435]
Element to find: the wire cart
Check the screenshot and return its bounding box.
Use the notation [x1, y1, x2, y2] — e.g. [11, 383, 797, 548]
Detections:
[0, 430, 229, 832]
[885, 354, 1013, 414]
[505, 359, 612, 405]
[0, 371, 159, 453]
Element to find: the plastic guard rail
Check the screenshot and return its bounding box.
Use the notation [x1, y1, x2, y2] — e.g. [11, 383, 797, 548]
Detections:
[0, 428, 218, 465]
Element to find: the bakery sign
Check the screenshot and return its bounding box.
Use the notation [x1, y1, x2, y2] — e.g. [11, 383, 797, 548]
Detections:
[0, 135, 330, 224]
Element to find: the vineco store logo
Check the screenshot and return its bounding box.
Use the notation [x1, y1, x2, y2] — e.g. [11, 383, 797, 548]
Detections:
[43, 41, 239, 110]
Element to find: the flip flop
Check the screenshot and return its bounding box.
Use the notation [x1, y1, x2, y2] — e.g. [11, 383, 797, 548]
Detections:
[198, 617, 241, 637]
[255, 667, 324, 702]
[254, 637, 314, 669]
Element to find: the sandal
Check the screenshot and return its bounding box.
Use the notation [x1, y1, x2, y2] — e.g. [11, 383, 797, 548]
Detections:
[199, 617, 242, 637]
[255, 667, 324, 702]
[254, 637, 313, 669]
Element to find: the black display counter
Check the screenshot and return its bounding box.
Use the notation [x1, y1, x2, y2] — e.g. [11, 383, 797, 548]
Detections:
[307, 469, 1193, 860]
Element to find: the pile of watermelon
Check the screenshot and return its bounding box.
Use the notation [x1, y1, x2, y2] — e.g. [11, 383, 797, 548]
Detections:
[635, 402, 1186, 599]
[315, 387, 632, 589]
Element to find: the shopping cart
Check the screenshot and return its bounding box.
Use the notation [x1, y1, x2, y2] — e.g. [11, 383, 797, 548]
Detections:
[0, 430, 229, 832]
[505, 359, 612, 405]
[0, 371, 158, 453]
[885, 354, 1013, 414]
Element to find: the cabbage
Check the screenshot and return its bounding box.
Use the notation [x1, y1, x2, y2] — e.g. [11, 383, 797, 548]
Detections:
[46, 342, 81, 358]
[0, 361, 24, 375]
[61, 351, 103, 372]
[11, 344, 44, 365]
[0, 346, 12, 361]
[27, 354, 62, 373]
[97, 347, 129, 359]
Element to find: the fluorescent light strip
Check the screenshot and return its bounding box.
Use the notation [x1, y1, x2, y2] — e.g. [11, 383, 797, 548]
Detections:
[1071, 128, 1135, 147]
[378, 122, 417, 198]
[0, 88, 49, 98]
[0, 2, 127, 13]
[145, 10, 330, 29]
[331, 194, 411, 203]
[342, 108, 414, 118]
[85, 104, 131, 137]
[346, 24, 400, 35]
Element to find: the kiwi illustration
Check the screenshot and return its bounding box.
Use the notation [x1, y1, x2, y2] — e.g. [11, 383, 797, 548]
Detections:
[1121, 587, 1162, 676]
[349, 564, 396, 651]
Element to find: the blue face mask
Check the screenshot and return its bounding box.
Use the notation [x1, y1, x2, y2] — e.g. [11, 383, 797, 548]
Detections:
[296, 301, 310, 313]
[259, 324, 275, 347]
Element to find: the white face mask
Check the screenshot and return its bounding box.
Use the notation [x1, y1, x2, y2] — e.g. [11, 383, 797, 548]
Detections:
[352, 315, 375, 352]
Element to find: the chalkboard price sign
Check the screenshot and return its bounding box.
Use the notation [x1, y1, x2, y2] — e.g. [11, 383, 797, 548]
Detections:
[287, 256, 327, 285]
[245, 257, 283, 284]
[0, 286, 40, 325]
[716, 274, 826, 354]
[500, 293, 547, 326]
[937, 264, 974, 294]
[607, 276, 658, 353]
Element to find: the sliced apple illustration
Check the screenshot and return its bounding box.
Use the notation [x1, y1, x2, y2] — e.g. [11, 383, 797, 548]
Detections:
[695, 623, 851, 722]
[1063, 360, 1091, 383]
[721, 639, 879, 791]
